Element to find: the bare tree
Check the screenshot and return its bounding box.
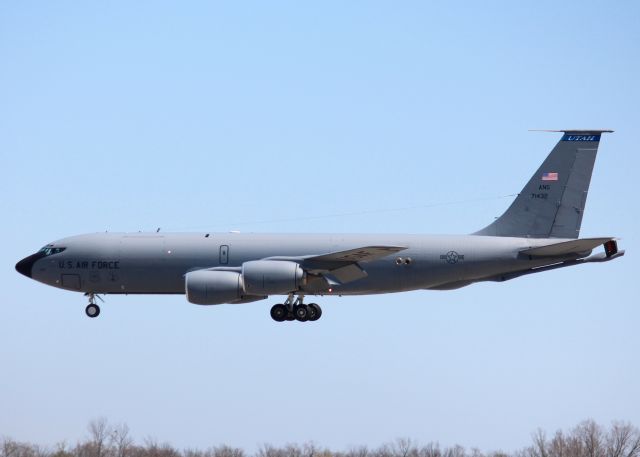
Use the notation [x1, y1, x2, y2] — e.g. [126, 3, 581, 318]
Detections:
[531, 430, 548, 457]
[111, 424, 133, 457]
[606, 422, 640, 457]
[4, 417, 640, 457]
[342, 446, 369, 457]
[51, 441, 73, 457]
[391, 439, 418, 457]
[419, 442, 441, 457]
[0, 439, 48, 457]
[87, 418, 112, 457]
[547, 431, 567, 457]
[255, 444, 288, 457]
[137, 437, 180, 457]
[1, 438, 19, 457]
[442, 445, 466, 457]
[209, 446, 244, 457]
[575, 421, 604, 457]
[1, 438, 24, 457]
[371, 443, 392, 457]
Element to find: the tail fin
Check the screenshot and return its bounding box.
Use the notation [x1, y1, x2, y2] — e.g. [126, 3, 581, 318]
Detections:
[475, 130, 613, 239]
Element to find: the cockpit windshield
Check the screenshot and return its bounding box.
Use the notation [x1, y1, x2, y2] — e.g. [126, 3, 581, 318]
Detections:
[38, 246, 66, 256]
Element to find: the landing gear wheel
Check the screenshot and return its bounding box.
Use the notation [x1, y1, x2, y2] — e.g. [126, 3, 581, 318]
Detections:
[270, 304, 287, 322]
[85, 303, 100, 318]
[307, 303, 322, 321]
[294, 304, 309, 322]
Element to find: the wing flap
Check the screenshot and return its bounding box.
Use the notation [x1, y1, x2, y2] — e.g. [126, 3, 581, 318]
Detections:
[520, 237, 614, 257]
[326, 264, 368, 283]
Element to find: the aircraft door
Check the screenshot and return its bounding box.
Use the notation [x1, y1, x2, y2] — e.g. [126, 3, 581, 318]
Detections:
[219, 245, 229, 264]
[61, 274, 81, 290]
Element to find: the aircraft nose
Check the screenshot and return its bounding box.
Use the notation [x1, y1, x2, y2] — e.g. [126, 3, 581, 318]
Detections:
[15, 254, 38, 278]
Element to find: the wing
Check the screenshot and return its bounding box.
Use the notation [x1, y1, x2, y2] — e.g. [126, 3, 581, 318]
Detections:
[266, 245, 407, 284]
[306, 246, 407, 264]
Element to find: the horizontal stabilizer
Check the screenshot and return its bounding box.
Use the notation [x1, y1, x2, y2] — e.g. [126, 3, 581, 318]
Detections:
[483, 247, 624, 283]
[520, 237, 614, 257]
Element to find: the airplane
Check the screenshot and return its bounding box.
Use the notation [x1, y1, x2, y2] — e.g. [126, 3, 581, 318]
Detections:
[15, 130, 624, 322]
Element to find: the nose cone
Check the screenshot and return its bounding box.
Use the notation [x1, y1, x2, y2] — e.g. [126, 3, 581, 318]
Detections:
[15, 254, 39, 278]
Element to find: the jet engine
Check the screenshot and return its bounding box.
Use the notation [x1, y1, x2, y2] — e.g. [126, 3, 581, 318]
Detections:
[185, 270, 244, 305]
[242, 260, 305, 295]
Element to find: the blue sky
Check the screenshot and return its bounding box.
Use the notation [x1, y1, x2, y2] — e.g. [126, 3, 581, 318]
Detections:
[1, 0, 639, 452]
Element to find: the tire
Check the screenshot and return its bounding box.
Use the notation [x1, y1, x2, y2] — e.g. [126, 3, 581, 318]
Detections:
[294, 304, 308, 322]
[270, 304, 287, 322]
[306, 304, 317, 321]
[308, 303, 322, 321]
[85, 304, 100, 318]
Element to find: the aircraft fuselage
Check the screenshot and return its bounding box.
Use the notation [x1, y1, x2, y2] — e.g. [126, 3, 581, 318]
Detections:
[18, 232, 582, 296]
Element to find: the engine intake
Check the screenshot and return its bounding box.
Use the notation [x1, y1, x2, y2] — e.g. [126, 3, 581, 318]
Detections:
[242, 260, 305, 295]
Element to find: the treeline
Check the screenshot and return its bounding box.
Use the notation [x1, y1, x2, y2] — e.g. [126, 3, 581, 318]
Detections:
[2, 419, 640, 457]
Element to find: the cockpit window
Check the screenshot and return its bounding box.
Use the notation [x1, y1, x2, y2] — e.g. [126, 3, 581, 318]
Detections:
[38, 246, 66, 256]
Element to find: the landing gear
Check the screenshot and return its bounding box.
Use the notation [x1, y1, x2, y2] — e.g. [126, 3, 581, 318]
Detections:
[270, 304, 287, 322]
[85, 303, 100, 318]
[307, 303, 322, 321]
[294, 304, 308, 321]
[84, 293, 102, 318]
[270, 294, 323, 323]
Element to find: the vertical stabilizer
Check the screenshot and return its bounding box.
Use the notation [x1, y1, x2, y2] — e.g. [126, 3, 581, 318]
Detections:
[474, 130, 613, 239]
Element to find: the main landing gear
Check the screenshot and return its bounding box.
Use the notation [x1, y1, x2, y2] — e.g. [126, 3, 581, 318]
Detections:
[270, 294, 322, 323]
[84, 293, 103, 318]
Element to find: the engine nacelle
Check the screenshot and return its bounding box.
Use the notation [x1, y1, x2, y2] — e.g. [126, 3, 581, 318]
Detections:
[185, 270, 243, 305]
[242, 260, 305, 295]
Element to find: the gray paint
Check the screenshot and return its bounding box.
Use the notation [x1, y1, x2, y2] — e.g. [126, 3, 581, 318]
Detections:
[21, 231, 619, 298]
[15, 131, 623, 313]
[475, 130, 611, 238]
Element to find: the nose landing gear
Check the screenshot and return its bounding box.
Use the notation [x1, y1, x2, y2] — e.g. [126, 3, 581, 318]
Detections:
[84, 293, 103, 318]
[270, 294, 322, 323]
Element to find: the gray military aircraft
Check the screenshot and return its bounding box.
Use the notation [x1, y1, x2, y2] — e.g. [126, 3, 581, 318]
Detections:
[16, 130, 624, 322]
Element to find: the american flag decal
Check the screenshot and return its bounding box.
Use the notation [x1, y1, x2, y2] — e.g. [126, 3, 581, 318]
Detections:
[542, 172, 558, 181]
